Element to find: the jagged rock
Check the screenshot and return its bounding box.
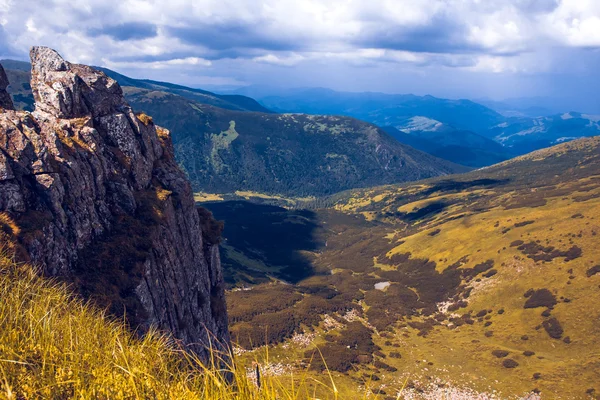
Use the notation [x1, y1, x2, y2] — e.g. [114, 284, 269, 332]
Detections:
[0, 64, 14, 110]
[0, 47, 229, 360]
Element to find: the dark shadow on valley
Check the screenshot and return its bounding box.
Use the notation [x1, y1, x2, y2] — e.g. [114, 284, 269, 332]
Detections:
[398, 201, 449, 222]
[422, 178, 510, 196]
[201, 201, 324, 285]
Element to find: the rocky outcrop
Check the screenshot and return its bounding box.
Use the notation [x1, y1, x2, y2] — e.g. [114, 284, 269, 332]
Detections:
[0, 47, 229, 359]
[0, 65, 14, 110]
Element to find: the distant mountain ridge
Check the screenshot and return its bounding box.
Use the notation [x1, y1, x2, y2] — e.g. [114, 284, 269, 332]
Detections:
[96, 67, 272, 113]
[122, 85, 468, 195]
[1, 60, 467, 197]
[487, 112, 600, 154]
[251, 87, 505, 134]
[382, 118, 512, 168]
[239, 86, 600, 160]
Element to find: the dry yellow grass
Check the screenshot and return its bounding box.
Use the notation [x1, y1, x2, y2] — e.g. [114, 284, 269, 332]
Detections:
[0, 214, 350, 399]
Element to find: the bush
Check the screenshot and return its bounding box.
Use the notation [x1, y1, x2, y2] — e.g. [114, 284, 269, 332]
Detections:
[524, 289, 557, 309]
[305, 343, 358, 373]
[492, 350, 509, 358]
[542, 317, 564, 339]
[197, 207, 224, 245]
[502, 359, 519, 368]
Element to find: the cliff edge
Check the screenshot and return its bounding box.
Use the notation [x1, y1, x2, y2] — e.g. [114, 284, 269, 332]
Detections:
[0, 47, 229, 359]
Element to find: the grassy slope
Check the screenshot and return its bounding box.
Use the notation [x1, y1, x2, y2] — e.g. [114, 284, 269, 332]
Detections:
[213, 137, 600, 399]
[0, 216, 347, 400]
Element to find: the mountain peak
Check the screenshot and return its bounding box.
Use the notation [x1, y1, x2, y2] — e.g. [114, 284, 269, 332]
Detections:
[30, 46, 124, 119]
[30, 46, 68, 72]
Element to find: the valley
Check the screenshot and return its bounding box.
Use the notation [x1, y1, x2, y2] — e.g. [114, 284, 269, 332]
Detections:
[200, 138, 600, 399]
[1, 1, 600, 398]
[1, 52, 599, 399]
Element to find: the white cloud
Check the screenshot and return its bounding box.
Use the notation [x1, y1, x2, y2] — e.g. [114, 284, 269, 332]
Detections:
[252, 53, 305, 66]
[0, 0, 599, 100]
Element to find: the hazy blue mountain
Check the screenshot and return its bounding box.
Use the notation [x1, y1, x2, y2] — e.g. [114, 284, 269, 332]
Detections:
[235, 87, 505, 134]
[487, 112, 600, 154]
[478, 96, 600, 117]
[382, 117, 512, 167]
[477, 98, 557, 118]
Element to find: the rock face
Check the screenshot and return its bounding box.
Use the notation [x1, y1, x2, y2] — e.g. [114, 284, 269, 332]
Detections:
[0, 65, 14, 110]
[0, 47, 229, 359]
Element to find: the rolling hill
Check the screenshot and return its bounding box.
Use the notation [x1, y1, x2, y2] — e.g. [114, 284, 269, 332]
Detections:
[201, 137, 600, 399]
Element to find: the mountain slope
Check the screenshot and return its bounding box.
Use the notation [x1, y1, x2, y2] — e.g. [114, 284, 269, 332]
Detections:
[96, 66, 272, 113]
[123, 85, 467, 196]
[382, 118, 512, 167]
[204, 137, 600, 398]
[2, 62, 468, 197]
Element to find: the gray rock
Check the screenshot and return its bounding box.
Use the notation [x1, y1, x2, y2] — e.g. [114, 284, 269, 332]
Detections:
[0, 46, 230, 361]
[0, 64, 14, 110]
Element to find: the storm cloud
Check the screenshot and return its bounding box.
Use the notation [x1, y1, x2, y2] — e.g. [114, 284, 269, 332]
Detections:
[88, 22, 158, 41]
[0, 0, 598, 109]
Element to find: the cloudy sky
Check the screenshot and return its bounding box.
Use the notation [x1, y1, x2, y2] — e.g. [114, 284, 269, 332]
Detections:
[1, 0, 599, 110]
